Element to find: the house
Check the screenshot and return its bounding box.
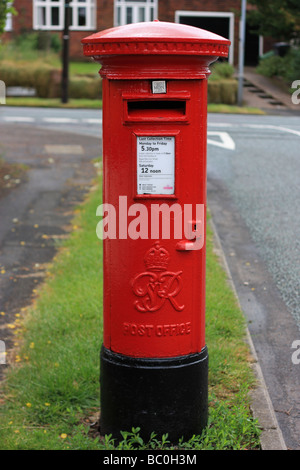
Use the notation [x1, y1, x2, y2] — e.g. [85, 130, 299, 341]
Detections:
[4, 0, 271, 65]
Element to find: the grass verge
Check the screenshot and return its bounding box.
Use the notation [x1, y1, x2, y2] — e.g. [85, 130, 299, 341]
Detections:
[4, 97, 264, 114]
[208, 104, 265, 115]
[5, 97, 102, 109]
[0, 184, 261, 450]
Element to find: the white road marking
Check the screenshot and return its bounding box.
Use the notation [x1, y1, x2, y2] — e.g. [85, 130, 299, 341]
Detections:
[1, 116, 102, 125]
[208, 122, 234, 128]
[207, 131, 236, 151]
[3, 116, 35, 122]
[2, 117, 300, 142]
[82, 118, 102, 124]
[42, 117, 79, 123]
[243, 124, 300, 138]
[44, 145, 83, 154]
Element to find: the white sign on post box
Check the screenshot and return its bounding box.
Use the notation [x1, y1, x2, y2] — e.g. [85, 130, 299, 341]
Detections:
[137, 136, 175, 195]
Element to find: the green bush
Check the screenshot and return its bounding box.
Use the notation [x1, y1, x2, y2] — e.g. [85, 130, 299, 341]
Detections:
[220, 79, 238, 105]
[285, 48, 300, 82]
[208, 81, 222, 103]
[34, 66, 60, 98]
[69, 76, 102, 100]
[12, 31, 61, 53]
[208, 79, 238, 105]
[211, 61, 235, 79]
[208, 62, 237, 104]
[0, 61, 102, 100]
[50, 34, 61, 53]
[256, 48, 300, 83]
[0, 61, 60, 98]
[256, 55, 287, 78]
[13, 31, 38, 49]
[35, 31, 61, 53]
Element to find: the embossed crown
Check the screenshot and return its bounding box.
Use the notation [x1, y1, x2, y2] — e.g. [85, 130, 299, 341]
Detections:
[144, 242, 170, 272]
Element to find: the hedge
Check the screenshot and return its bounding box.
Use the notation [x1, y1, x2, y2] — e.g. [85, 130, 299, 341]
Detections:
[0, 61, 102, 100]
[0, 61, 60, 98]
[0, 61, 236, 104]
[208, 79, 238, 105]
[68, 75, 102, 100]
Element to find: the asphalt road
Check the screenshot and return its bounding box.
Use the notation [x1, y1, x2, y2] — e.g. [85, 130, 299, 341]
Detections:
[206, 113, 300, 327]
[205, 113, 300, 450]
[0, 106, 103, 137]
[0, 106, 299, 448]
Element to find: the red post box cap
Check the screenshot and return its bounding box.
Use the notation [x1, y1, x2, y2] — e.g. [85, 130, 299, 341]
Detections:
[82, 20, 230, 59]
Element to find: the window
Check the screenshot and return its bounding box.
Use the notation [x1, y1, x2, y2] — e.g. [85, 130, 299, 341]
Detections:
[33, 0, 96, 30]
[114, 0, 157, 27]
[4, 3, 13, 31]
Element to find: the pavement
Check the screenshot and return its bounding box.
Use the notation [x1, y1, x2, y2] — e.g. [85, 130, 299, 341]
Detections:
[0, 123, 101, 380]
[0, 73, 299, 450]
[242, 66, 300, 116]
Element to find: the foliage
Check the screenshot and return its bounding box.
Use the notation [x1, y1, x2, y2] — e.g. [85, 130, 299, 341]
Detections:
[0, 61, 61, 98]
[208, 62, 237, 105]
[257, 55, 289, 78]
[208, 80, 238, 105]
[210, 61, 235, 80]
[11, 31, 61, 53]
[248, 0, 300, 41]
[0, 0, 16, 35]
[69, 75, 102, 100]
[0, 61, 102, 99]
[0, 34, 101, 101]
[257, 48, 300, 83]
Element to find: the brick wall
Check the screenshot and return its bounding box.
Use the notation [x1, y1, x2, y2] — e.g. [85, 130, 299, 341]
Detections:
[97, 0, 114, 31]
[9, 0, 33, 34]
[3, 1, 270, 63]
[158, 0, 241, 22]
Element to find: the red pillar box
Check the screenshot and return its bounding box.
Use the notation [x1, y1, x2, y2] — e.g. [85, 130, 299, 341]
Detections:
[82, 21, 230, 442]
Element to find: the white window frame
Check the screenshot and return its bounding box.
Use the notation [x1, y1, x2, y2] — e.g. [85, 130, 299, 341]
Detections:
[175, 10, 235, 65]
[4, 3, 13, 31]
[114, 0, 158, 27]
[33, 0, 96, 31]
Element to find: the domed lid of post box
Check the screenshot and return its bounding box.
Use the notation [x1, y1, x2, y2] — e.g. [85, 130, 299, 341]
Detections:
[82, 21, 230, 79]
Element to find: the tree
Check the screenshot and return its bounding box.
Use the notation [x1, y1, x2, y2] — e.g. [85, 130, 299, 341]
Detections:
[0, 1, 16, 35]
[248, 0, 300, 41]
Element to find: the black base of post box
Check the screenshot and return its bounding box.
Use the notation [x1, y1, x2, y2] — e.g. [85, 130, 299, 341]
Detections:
[99, 345, 208, 443]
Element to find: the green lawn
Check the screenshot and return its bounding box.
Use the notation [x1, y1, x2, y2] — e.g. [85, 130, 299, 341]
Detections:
[0, 183, 261, 450]
[5, 97, 102, 109]
[5, 97, 263, 115]
[0, 38, 99, 76]
[69, 61, 100, 76]
[208, 104, 265, 115]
